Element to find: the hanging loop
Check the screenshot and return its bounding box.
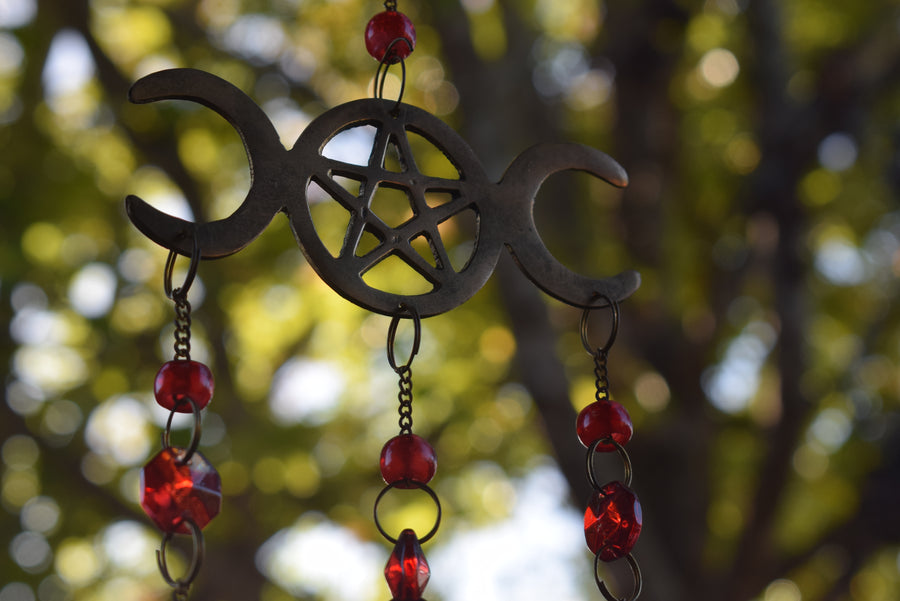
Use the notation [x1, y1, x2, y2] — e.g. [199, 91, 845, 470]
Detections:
[581, 294, 619, 355]
[162, 397, 203, 465]
[594, 552, 642, 601]
[587, 437, 633, 489]
[157, 517, 205, 593]
[373, 37, 411, 113]
[387, 304, 421, 372]
[373, 480, 442, 544]
[164, 233, 201, 300]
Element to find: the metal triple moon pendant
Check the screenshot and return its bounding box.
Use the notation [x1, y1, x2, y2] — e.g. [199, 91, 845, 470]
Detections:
[126, 68, 640, 317]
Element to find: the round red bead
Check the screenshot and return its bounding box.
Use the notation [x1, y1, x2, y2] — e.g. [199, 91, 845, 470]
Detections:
[380, 434, 436, 488]
[584, 481, 642, 561]
[154, 360, 214, 413]
[140, 447, 222, 534]
[365, 10, 416, 64]
[576, 400, 633, 451]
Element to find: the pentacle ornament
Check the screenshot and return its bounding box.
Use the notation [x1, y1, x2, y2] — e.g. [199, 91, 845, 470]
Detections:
[287, 98, 503, 317]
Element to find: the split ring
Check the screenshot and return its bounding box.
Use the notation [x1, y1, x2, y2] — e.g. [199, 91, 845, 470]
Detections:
[164, 234, 201, 300]
[387, 304, 422, 372]
[581, 294, 619, 355]
[157, 517, 205, 590]
[595, 552, 642, 601]
[162, 397, 203, 465]
[373, 480, 442, 544]
[587, 437, 633, 489]
[374, 37, 413, 110]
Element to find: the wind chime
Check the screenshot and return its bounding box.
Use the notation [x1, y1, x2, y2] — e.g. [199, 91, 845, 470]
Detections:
[129, 2, 643, 600]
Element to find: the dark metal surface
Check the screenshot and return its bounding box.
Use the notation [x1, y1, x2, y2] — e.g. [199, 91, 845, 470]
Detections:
[126, 68, 640, 316]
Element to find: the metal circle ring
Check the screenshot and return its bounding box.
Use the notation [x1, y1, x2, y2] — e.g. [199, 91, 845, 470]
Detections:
[387, 305, 421, 371]
[164, 234, 201, 300]
[595, 552, 642, 601]
[373, 480, 442, 544]
[163, 397, 203, 465]
[157, 517, 205, 590]
[587, 437, 633, 490]
[581, 294, 619, 355]
[287, 98, 502, 318]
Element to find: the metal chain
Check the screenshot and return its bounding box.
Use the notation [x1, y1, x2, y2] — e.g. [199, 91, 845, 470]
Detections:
[397, 365, 413, 435]
[593, 349, 609, 403]
[384, 0, 398, 10]
[173, 294, 192, 360]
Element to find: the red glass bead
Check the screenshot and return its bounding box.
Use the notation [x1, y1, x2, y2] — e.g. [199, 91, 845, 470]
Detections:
[140, 447, 222, 534]
[381, 434, 436, 488]
[584, 481, 642, 561]
[365, 10, 416, 64]
[154, 360, 214, 413]
[576, 400, 633, 451]
[385, 529, 430, 601]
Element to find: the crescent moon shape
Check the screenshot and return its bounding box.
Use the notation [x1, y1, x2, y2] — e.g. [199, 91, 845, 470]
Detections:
[497, 143, 640, 307]
[126, 68, 287, 258]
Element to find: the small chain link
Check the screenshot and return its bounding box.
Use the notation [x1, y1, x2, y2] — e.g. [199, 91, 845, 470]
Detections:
[593, 349, 609, 403]
[173, 294, 192, 360]
[384, 0, 398, 11]
[397, 365, 413, 434]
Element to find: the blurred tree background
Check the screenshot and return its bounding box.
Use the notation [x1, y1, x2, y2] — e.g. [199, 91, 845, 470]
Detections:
[2, 0, 900, 600]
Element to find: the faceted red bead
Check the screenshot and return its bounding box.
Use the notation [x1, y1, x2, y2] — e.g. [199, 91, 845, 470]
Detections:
[154, 360, 214, 413]
[381, 434, 436, 488]
[140, 447, 222, 534]
[584, 481, 642, 561]
[576, 400, 633, 451]
[385, 529, 430, 601]
[365, 10, 416, 64]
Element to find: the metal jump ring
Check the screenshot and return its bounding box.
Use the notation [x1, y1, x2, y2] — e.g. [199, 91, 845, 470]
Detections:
[373, 480, 442, 544]
[595, 552, 642, 601]
[157, 517, 205, 591]
[387, 304, 421, 372]
[581, 294, 619, 355]
[374, 37, 412, 111]
[587, 437, 633, 489]
[164, 233, 201, 300]
[162, 397, 203, 465]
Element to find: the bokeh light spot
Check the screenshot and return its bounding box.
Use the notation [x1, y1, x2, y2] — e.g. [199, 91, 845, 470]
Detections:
[55, 538, 102, 587]
[698, 48, 739, 88]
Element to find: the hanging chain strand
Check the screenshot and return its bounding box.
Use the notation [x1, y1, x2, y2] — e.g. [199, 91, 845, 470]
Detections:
[397, 365, 414, 435]
[384, 0, 397, 10]
[387, 305, 421, 436]
[581, 297, 643, 601]
[593, 349, 609, 403]
[173, 292, 192, 360]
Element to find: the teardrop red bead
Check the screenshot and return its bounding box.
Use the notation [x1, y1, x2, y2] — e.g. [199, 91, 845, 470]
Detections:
[385, 529, 430, 600]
